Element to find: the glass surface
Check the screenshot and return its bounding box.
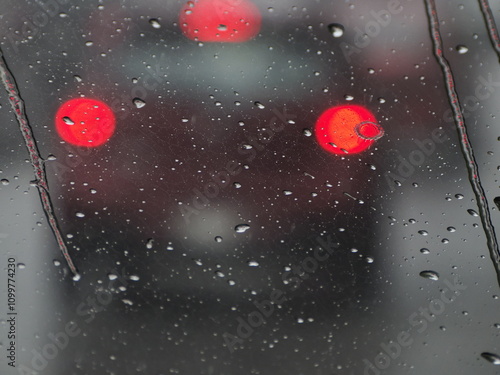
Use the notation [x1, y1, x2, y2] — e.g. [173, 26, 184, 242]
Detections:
[1, 1, 500, 374]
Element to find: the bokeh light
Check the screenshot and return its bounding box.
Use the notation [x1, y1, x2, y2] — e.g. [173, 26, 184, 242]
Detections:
[179, 0, 261, 42]
[55, 98, 116, 147]
[315, 105, 383, 155]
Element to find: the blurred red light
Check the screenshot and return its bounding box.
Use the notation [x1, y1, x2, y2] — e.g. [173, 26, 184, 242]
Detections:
[315, 105, 383, 155]
[55, 98, 116, 147]
[179, 0, 261, 42]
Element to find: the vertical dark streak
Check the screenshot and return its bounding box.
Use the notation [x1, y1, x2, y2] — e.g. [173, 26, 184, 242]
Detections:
[478, 0, 500, 60]
[424, 0, 500, 284]
[0, 48, 80, 280]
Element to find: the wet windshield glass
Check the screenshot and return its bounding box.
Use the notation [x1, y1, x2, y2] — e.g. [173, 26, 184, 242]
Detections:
[2, 0, 500, 374]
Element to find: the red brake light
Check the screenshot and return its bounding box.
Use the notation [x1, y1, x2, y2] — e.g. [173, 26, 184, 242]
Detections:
[315, 105, 383, 155]
[55, 98, 116, 147]
[179, 0, 262, 43]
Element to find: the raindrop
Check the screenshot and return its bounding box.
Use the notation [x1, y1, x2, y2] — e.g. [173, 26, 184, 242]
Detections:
[108, 273, 118, 280]
[129, 275, 140, 281]
[133, 98, 146, 108]
[481, 352, 500, 365]
[235, 224, 251, 233]
[420, 248, 430, 254]
[494, 197, 500, 210]
[455, 193, 464, 199]
[62, 116, 75, 125]
[53, 260, 61, 266]
[467, 209, 479, 216]
[75, 212, 85, 218]
[146, 238, 154, 249]
[303, 128, 312, 137]
[1, 179, 9, 185]
[228, 280, 236, 286]
[17, 263, 25, 269]
[248, 260, 259, 267]
[215, 236, 223, 243]
[217, 24, 227, 31]
[254, 101, 265, 109]
[149, 19, 161, 29]
[447, 226, 456, 232]
[418, 230, 428, 236]
[327, 23, 344, 37]
[419, 270, 439, 280]
[456, 45, 468, 54]
[72, 273, 81, 282]
[283, 190, 292, 196]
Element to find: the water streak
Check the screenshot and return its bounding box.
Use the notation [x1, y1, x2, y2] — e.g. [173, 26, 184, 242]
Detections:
[424, 0, 500, 282]
[0, 48, 79, 279]
[478, 0, 500, 60]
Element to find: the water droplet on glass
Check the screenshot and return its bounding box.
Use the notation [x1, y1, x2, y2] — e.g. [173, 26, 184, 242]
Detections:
[467, 209, 479, 216]
[235, 224, 251, 233]
[146, 238, 154, 249]
[327, 23, 344, 38]
[149, 18, 161, 29]
[447, 226, 456, 232]
[419, 270, 439, 280]
[481, 352, 500, 365]
[53, 259, 61, 266]
[248, 260, 259, 267]
[108, 273, 118, 280]
[420, 248, 430, 254]
[494, 197, 500, 210]
[17, 263, 25, 269]
[72, 273, 81, 282]
[75, 212, 85, 218]
[215, 236, 223, 243]
[217, 24, 227, 31]
[1, 179, 9, 185]
[303, 128, 312, 137]
[283, 190, 292, 196]
[418, 230, 428, 236]
[456, 45, 468, 54]
[62, 116, 75, 125]
[129, 275, 140, 281]
[254, 101, 265, 109]
[133, 98, 146, 108]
